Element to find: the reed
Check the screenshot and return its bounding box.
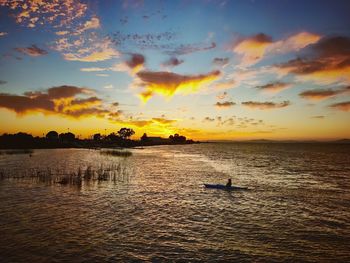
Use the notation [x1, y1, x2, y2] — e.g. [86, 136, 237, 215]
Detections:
[100, 149, 132, 157]
[0, 162, 131, 187]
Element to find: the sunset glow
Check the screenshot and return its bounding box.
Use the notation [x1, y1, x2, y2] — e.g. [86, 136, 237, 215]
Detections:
[0, 0, 349, 140]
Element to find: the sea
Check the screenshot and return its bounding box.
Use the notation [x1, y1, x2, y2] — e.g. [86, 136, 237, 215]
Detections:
[0, 143, 349, 262]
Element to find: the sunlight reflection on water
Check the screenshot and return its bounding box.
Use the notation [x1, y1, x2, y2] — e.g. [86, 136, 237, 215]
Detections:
[0, 143, 349, 262]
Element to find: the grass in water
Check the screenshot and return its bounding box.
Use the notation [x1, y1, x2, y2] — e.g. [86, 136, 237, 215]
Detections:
[100, 150, 132, 157]
[0, 149, 33, 155]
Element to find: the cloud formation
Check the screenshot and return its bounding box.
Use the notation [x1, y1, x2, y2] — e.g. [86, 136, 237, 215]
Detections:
[135, 70, 221, 102]
[213, 79, 235, 90]
[255, 82, 290, 93]
[15, 45, 48, 56]
[213, 57, 230, 66]
[233, 32, 320, 67]
[299, 86, 350, 101]
[0, 85, 118, 118]
[162, 57, 184, 67]
[275, 36, 350, 84]
[328, 101, 350, 112]
[242, 101, 290, 110]
[0, 0, 87, 28]
[215, 101, 235, 108]
[0, 32, 7, 37]
[0, 80, 7, 85]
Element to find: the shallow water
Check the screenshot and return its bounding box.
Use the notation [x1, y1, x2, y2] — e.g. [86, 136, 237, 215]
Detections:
[0, 143, 349, 262]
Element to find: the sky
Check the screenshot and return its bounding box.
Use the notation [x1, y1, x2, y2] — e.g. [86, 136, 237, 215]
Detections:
[0, 0, 349, 141]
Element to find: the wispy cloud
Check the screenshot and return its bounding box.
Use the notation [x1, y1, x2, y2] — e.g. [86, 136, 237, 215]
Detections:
[255, 82, 291, 94]
[242, 101, 290, 110]
[299, 86, 350, 101]
[328, 101, 350, 111]
[0, 32, 7, 37]
[232, 32, 320, 67]
[14, 45, 48, 56]
[162, 57, 184, 67]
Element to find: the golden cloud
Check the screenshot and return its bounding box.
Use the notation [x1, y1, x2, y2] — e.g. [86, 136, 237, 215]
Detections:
[233, 32, 321, 67]
[0, 0, 87, 28]
[328, 101, 350, 112]
[0, 86, 119, 119]
[135, 70, 221, 102]
[275, 36, 350, 84]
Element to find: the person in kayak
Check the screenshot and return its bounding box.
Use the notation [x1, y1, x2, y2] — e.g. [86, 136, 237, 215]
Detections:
[226, 178, 232, 187]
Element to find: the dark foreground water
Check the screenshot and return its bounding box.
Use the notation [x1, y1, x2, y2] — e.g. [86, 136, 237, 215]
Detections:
[0, 143, 349, 262]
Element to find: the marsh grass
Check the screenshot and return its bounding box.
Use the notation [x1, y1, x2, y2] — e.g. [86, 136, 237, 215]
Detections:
[0, 163, 131, 187]
[100, 149, 132, 157]
[0, 149, 33, 155]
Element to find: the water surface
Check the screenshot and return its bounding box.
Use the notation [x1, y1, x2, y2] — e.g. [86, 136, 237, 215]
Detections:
[0, 143, 349, 262]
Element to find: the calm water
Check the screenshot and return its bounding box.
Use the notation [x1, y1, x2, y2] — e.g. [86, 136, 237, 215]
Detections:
[0, 143, 349, 262]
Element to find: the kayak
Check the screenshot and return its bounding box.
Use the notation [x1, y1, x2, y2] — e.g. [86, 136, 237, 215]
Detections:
[204, 184, 248, 190]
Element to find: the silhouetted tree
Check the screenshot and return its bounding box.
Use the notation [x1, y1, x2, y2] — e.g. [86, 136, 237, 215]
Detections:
[59, 132, 75, 142]
[169, 133, 186, 143]
[46, 131, 58, 140]
[107, 132, 120, 141]
[118, 128, 135, 140]
[93, 133, 101, 141]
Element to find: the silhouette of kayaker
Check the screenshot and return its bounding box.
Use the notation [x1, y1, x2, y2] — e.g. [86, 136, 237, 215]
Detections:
[226, 178, 232, 187]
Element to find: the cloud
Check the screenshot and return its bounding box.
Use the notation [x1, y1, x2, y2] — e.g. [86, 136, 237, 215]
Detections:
[269, 32, 321, 54]
[104, 84, 114, 89]
[79, 17, 100, 32]
[135, 70, 221, 102]
[299, 86, 350, 101]
[213, 57, 230, 66]
[0, 80, 7, 85]
[275, 36, 350, 84]
[213, 79, 235, 90]
[162, 57, 184, 67]
[328, 101, 350, 111]
[0, 32, 7, 37]
[232, 32, 320, 67]
[203, 117, 215, 122]
[255, 82, 290, 93]
[0, 85, 117, 118]
[242, 101, 290, 110]
[167, 42, 216, 56]
[125, 53, 145, 72]
[215, 101, 236, 108]
[0, 0, 87, 28]
[96, 74, 109, 77]
[80, 67, 107, 72]
[216, 92, 228, 100]
[56, 35, 119, 62]
[14, 45, 48, 56]
[233, 33, 273, 67]
[311, 115, 325, 119]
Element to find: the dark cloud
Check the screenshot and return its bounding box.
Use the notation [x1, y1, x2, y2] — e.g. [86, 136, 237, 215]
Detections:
[203, 117, 215, 122]
[311, 115, 325, 119]
[14, 45, 48, 56]
[162, 57, 184, 67]
[299, 86, 350, 101]
[242, 101, 290, 110]
[215, 101, 236, 108]
[276, 36, 350, 79]
[0, 86, 113, 118]
[255, 82, 290, 93]
[213, 57, 229, 66]
[0, 80, 7, 85]
[328, 101, 350, 111]
[126, 53, 145, 69]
